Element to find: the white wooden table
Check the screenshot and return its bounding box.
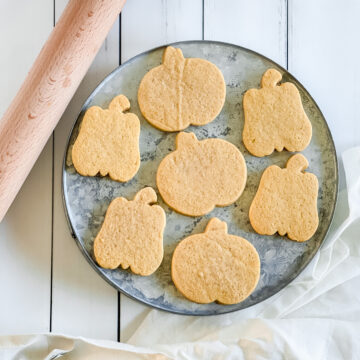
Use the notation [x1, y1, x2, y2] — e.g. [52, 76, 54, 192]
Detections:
[0, 0, 359, 343]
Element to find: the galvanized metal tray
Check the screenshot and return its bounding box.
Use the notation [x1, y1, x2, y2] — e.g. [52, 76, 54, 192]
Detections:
[62, 41, 338, 315]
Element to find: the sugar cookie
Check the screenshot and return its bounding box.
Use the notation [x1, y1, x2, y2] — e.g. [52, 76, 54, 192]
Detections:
[94, 187, 166, 275]
[156, 132, 247, 216]
[172, 218, 260, 304]
[250, 154, 319, 242]
[72, 94, 140, 182]
[138, 46, 226, 132]
[243, 68, 312, 157]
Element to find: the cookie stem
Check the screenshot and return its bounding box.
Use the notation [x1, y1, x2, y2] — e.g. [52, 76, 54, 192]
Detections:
[133, 187, 157, 204]
[162, 46, 185, 68]
[286, 154, 309, 172]
[205, 218, 228, 233]
[176, 132, 197, 149]
[109, 94, 130, 112]
[261, 69, 282, 88]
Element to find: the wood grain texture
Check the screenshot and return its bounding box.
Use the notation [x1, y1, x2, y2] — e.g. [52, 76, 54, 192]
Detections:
[120, 0, 203, 342]
[289, 0, 360, 189]
[51, 0, 120, 340]
[0, 0, 53, 334]
[0, 0, 126, 222]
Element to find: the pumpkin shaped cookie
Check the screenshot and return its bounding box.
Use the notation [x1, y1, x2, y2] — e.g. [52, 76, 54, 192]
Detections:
[172, 218, 260, 304]
[250, 154, 319, 242]
[156, 132, 247, 216]
[72, 94, 140, 182]
[138, 46, 226, 132]
[94, 187, 166, 276]
[243, 68, 312, 157]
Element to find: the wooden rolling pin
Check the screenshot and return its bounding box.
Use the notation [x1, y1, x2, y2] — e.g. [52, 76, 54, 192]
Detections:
[0, 0, 126, 222]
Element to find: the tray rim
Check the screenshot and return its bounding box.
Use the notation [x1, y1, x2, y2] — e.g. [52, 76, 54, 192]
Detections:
[61, 39, 339, 316]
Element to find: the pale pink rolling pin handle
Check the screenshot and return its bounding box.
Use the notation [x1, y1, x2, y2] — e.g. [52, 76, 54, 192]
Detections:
[0, 0, 126, 222]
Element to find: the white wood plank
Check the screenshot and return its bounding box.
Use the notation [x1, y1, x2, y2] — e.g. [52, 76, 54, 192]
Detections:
[205, 0, 287, 67]
[120, 0, 203, 342]
[51, 0, 119, 340]
[121, 0, 203, 62]
[0, 0, 53, 334]
[289, 0, 360, 189]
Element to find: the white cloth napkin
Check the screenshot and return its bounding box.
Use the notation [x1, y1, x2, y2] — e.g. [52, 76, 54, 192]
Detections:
[1, 147, 360, 360]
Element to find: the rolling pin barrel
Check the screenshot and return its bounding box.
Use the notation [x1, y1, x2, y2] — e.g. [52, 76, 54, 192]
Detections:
[0, 0, 126, 221]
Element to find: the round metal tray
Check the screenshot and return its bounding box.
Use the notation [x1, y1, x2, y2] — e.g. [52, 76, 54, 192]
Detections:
[62, 40, 338, 315]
